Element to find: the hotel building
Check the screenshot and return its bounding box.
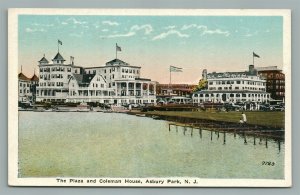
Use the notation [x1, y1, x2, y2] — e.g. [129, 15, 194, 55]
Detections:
[257, 66, 285, 101]
[36, 52, 157, 105]
[18, 71, 39, 103]
[192, 65, 271, 104]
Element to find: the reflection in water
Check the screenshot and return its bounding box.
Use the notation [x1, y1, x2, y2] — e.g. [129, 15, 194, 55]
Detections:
[19, 112, 284, 179]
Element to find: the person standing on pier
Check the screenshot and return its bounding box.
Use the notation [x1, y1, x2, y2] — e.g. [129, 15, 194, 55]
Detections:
[242, 112, 247, 123]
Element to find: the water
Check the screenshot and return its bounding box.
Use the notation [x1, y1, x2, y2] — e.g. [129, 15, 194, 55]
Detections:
[18, 111, 284, 179]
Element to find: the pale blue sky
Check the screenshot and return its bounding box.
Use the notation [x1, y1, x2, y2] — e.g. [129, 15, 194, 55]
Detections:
[19, 15, 283, 84]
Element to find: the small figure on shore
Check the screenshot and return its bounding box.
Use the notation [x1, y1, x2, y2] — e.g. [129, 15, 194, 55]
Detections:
[239, 112, 247, 126]
[242, 112, 247, 124]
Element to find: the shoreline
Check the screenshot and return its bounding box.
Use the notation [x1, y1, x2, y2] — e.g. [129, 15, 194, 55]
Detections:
[126, 110, 285, 140]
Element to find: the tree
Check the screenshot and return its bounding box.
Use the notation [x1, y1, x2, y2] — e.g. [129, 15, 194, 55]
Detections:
[193, 79, 208, 92]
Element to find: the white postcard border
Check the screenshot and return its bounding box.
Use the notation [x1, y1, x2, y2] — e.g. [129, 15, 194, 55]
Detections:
[8, 8, 292, 187]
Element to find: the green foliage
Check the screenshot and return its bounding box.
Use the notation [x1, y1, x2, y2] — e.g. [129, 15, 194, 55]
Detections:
[193, 79, 208, 92]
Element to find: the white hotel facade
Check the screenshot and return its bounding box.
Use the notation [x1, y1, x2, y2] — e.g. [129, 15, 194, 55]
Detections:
[36, 52, 157, 105]
[192, 65, 271, 104]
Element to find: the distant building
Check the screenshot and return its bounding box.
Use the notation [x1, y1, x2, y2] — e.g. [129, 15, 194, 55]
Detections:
[18, 71, 39, 103]
[156, 84, 196, 97]
[192, 65, 271, 104]
[257, 66, 285, 100]
[36, 51, 157, 105]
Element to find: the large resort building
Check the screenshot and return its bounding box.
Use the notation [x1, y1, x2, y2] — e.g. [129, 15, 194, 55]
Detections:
[192, 65, 271, 104]
[257, 66, 285, 101]
[35, 51, 157, 105]
[18, 71, 39, 103]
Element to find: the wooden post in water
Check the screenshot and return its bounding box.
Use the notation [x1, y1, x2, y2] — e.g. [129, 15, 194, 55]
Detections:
[169, 124, 171, 132]
[176, 125, 178, 133]
[244, 131, 247, 144]
[259, 137, 262, 145]
[217, 131, 220, 139]
[265, 138, 268, 148]
[199, 127, 202, 139]
[254, 135, 256, 145]
[223, 131, 226, 145]
[183, 125, 186, 136]
[278, 140, 281, 152]
[191, 127, 193, 137]
[210, 131, 213, 141]
[234, 129, 236, 138]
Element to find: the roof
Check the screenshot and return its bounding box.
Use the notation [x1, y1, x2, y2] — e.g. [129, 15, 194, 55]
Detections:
[105, 58, 129, 66]
[207, 71, 257, 79]
[31, 74, 39, 81]
[18, 73, 30, 81]
[52, 52, 65, 61]
[193, 90, 269, 94]
[135, 78, 151, 81]
[73, 74, 95, 85]
[38, 56, 49, 63]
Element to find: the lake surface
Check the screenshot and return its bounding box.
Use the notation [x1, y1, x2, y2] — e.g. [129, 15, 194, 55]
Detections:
[18, 111, 284, 179]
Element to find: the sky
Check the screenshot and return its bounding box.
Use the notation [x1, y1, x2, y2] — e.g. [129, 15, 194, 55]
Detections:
[18, 15, 283, 84]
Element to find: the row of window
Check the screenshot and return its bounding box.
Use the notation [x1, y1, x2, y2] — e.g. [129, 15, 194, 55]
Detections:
[39, 82, 64, 87]
[19, 83, 31, 87]
[69, 90, 111, 96]
[209, 80, 265, 86]
[195, 93, 269, 98]
[208, 86, 265, 91]
[267, 86, 285, 90]
[122, 68, 139, 74]
[19, 89, 30, 94]
[40, 67, 73, 72]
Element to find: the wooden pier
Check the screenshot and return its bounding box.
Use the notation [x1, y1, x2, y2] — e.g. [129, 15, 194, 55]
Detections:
[168, 122, 284, 140]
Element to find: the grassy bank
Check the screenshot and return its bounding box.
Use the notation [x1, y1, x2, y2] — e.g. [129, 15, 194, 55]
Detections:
[145, 111, 285, 129]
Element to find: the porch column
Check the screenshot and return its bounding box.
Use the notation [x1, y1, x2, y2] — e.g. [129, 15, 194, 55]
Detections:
[134, 83, 137, 97]
[141, 82, 144, 97]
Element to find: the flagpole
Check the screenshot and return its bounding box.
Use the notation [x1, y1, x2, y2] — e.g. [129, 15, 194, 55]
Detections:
[169, 66, 171, 95]
[253, 52, 254, 65]
[116, 43, 117, 59]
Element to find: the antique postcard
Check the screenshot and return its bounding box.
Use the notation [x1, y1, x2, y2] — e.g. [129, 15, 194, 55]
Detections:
[8, 9, 291, 187]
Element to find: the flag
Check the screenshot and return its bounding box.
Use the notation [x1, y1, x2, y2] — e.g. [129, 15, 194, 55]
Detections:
[116, 44, 121, 51]
[253, 52, 260, 58]
[58, 40, 62, 45]
[170, 65, 183, 72]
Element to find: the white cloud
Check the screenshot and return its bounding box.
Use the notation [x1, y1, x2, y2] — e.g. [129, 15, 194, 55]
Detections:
[100, 31, 135, 39]
[32, 23, 54, 27]
[100, 24, 153, 39]
[181, 24, 230, 37]
[202, 29, 230, 37]
[67, 18, 87, 25]
[152, 30, 189, 41]
[181, 24, 198, 30]
[130, 24, 153, 34]
[61, 22, 68, 25]
[165, 25, 176, 30]
[25, 27, 46, 33]
[102, 29, 109, 32]
[102, 20, 119, 26]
